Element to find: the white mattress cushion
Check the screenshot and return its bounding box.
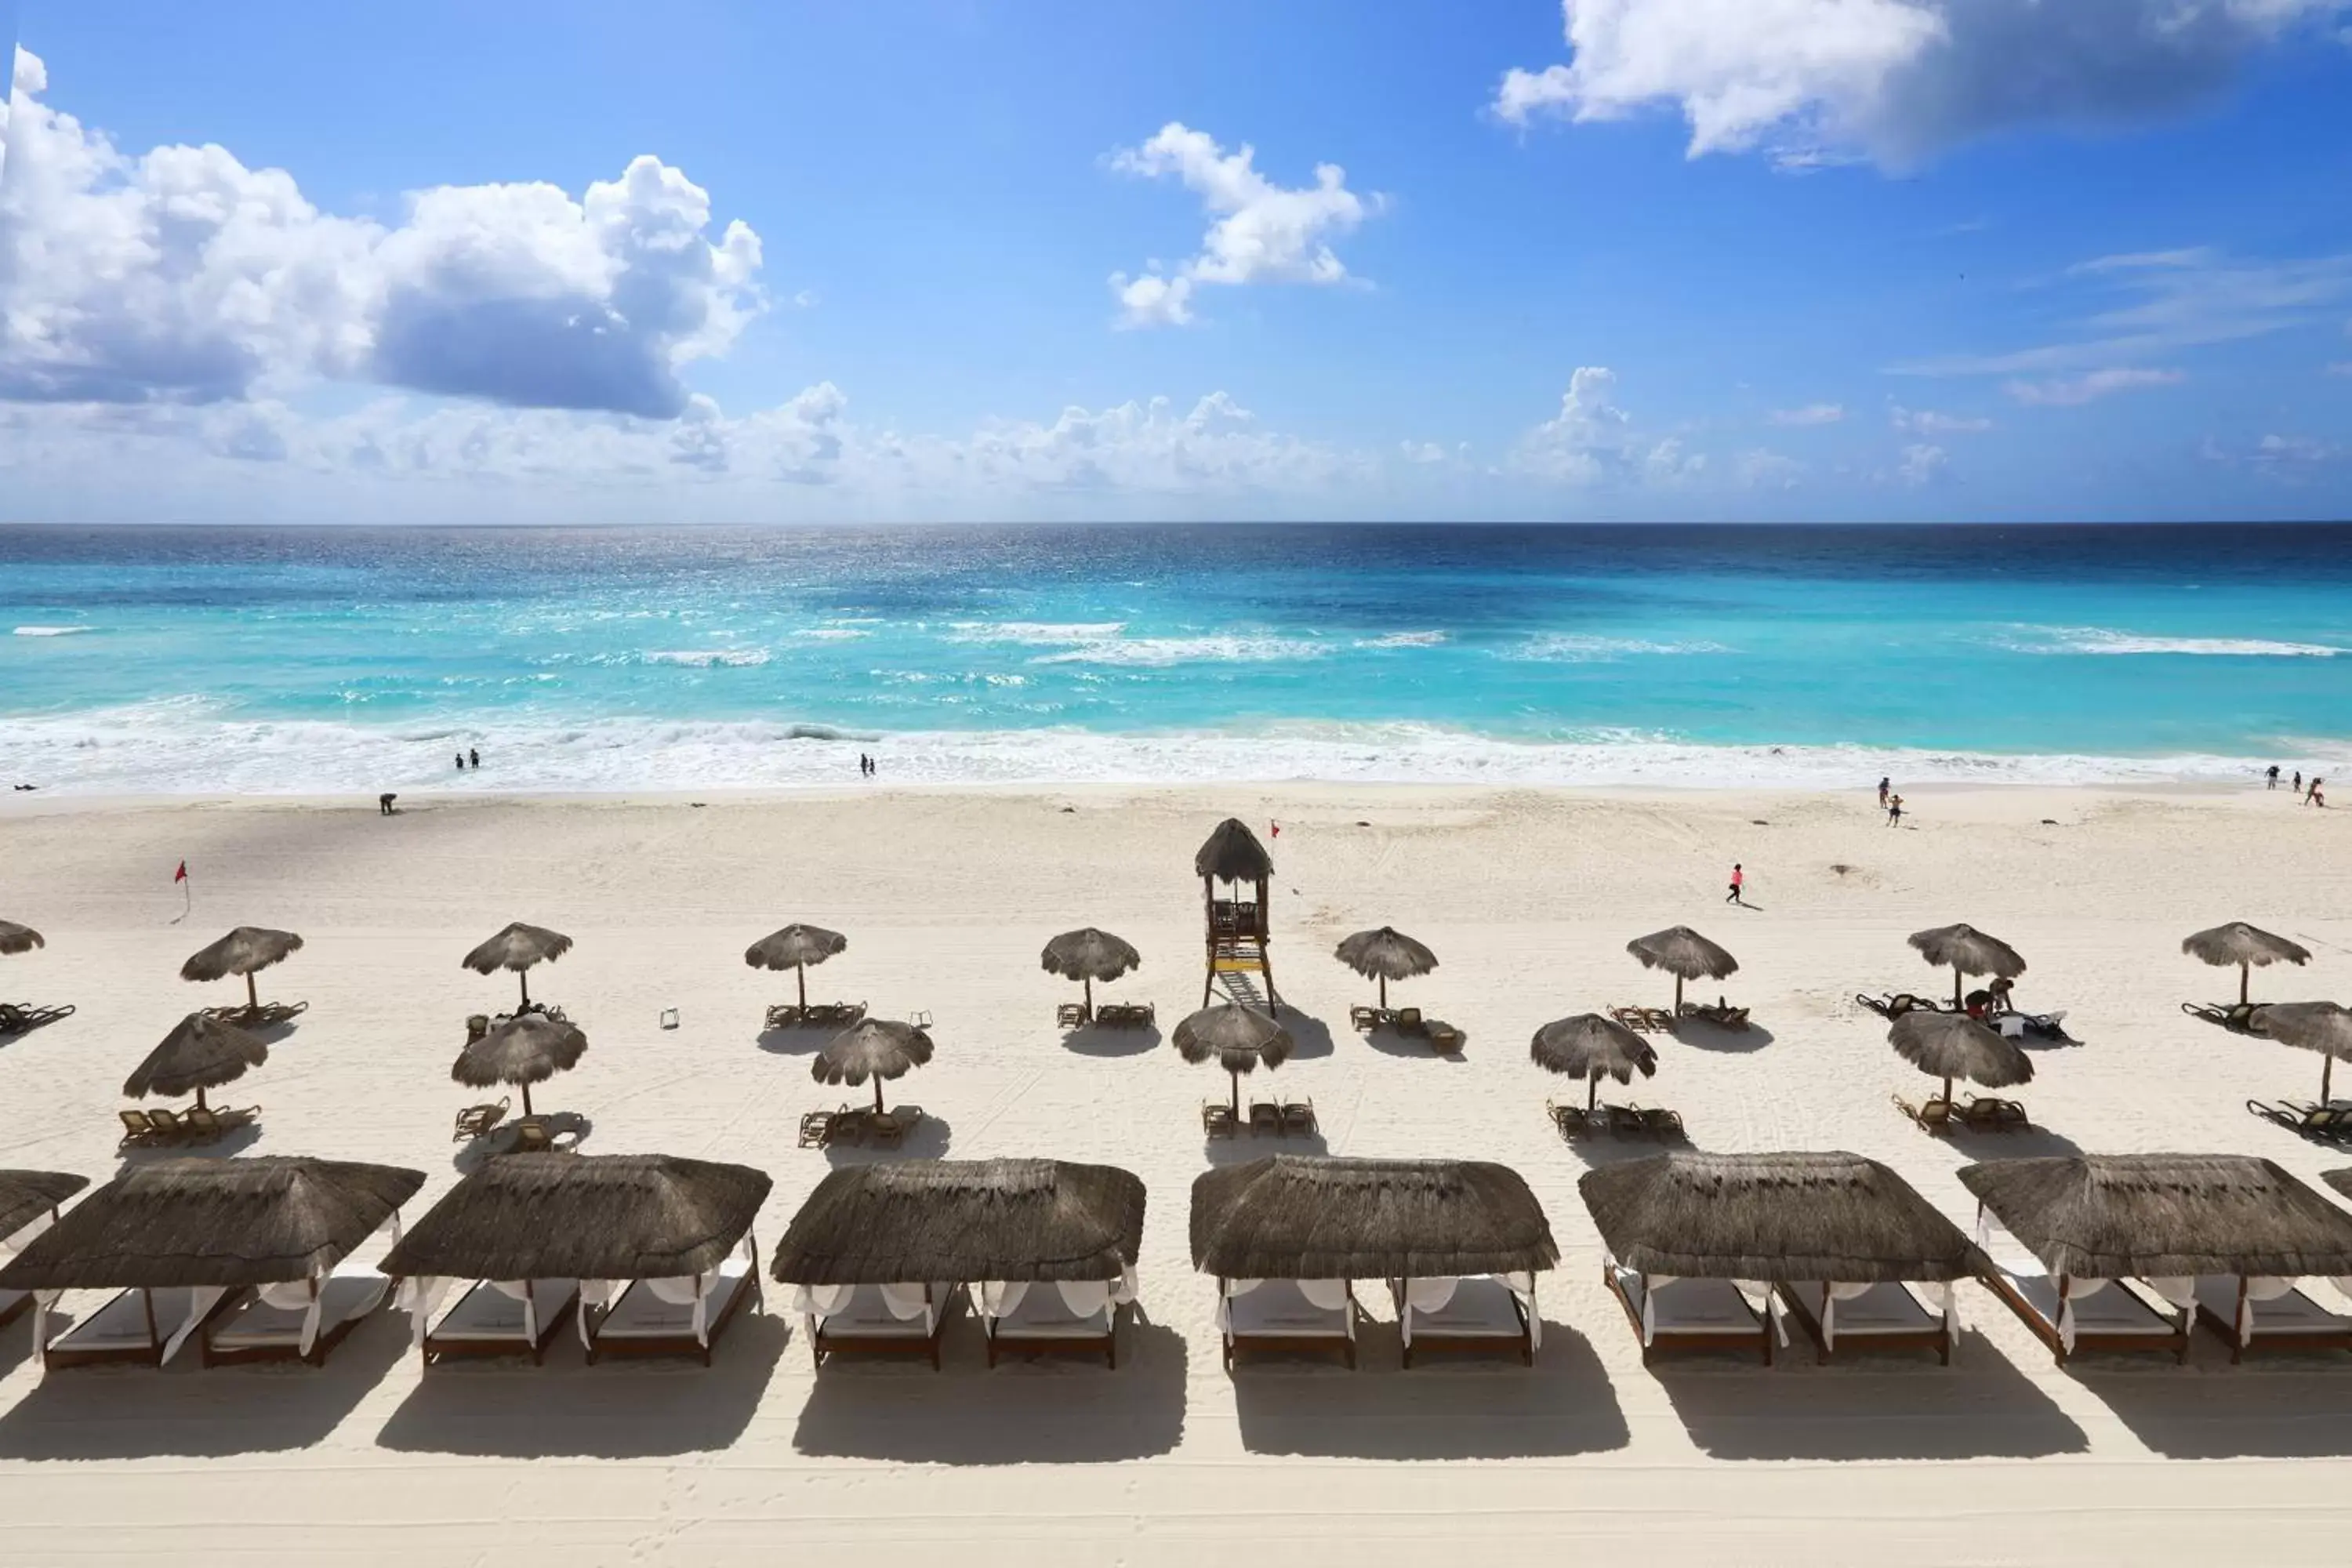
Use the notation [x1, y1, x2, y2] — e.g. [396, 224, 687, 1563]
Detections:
[2007, 1273, 2173, 1335]
[1229, 1279, 1349, 1337]
[1409, 1277, 1525, 1337]
[210, 1276, 386, 1348]
[2193, 1278, 2352, 1334]
[1785, 1280, 1936, 1333]
[53, 1290, 160, 1349]
[435, 1279, 579, 1341]
[1642, 1277, 1760, 1334]
[597, 1264, 750, 1340]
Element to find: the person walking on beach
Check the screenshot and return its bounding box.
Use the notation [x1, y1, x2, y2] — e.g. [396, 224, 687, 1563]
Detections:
[2294, 771, 2303, 794]
[1726, 863, 1745, 906]
[2308, 776, 2325, 806]
[1887, 793, 1904, 827]
[2268, 764, 2281, 791]
[1877, 777, 1890, 809]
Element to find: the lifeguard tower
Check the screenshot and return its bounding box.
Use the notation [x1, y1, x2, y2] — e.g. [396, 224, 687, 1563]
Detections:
[1196, 818, 1279, 1013]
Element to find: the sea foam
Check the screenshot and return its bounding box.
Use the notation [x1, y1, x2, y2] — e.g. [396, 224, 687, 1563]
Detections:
[2005, 626, 2347, 658]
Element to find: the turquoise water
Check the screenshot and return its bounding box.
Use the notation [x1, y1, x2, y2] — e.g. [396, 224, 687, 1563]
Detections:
[4, 524, 2350, 793]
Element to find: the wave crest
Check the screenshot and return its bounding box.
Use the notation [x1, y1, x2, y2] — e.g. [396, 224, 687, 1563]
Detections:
[2004, 626, 2346, 658]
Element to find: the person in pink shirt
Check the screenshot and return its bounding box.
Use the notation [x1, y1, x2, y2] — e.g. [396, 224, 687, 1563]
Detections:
[1726, 862, 1746, 906]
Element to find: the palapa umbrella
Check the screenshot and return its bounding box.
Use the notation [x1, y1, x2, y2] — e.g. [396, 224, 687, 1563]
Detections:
[463, 921, 573, 1009]
[1625, 926, 1738, 1013]
[1908, 923, 2025, 1010]
[1889, 1009, 2033, 1108]
[811, 1018, 932, 1114]
[1040, 927, 1142, 1015]
[746, 924, 848, 1013]
[2249, 1000, 2352, 1104]
[180, 925, 303, 1014]
[1334, 927, 1437, 1010]
[125, 1012, 267, 1111]
[0, 1170, 90, 1247]
[1173, 1003, 1292, 1117]
[2183, 923, 2310, 1007]
[0, 920, 43, 957]
[452, 1011, 586, 1117]
[1531, 1013, 1657, 1112]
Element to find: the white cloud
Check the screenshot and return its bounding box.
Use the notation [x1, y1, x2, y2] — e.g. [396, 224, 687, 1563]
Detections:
[1896, 442, 1947, 485]
[1107, 123, 1379, 328]
[2005, 367, 2185, 406]
[1511, 366, 1703, 485]
[0, 49, 764, 416]
[1768, 402, 1844, 426]
[1493, 0, 2349, 166]
[2252, 433, 2344, 468]
[1737, 448, 1805, 488]
[1890, 404, 1992, 434]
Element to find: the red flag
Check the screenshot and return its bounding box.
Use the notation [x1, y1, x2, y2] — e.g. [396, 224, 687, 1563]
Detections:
[173, 860, 187, 884]
[1269, 821, 1279, 839]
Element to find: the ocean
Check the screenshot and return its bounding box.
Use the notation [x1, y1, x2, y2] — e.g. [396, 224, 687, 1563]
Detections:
[3, 523, 2349, 795]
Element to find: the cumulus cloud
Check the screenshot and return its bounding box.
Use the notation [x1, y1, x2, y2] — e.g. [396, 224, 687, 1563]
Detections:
[2005, 367, 2185, 406]
[1512, 366, 1700, 485]
[1890, 404, 1992, 434]
[1890, 442, 1947, 485]
[1737, 448, 1805, 488]
[0, 49, 764, 415]
[1493, 0, 2349, 166]
[1768, 402, 1844, 426]
[1107, 123, 1380, 328]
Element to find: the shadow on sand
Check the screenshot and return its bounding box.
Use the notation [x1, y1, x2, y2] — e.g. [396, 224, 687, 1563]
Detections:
[793, 1317, 1187, 1462]
[1947, 1121, 2082, 1160]
[376, 1308, 787, 1457]
[755, 1025, 833, 1056]
[2074, 1348, 2352, 1458]
[822, 1113, 954, 1167]
[119, 1120, 266, 1167]
[1363, 1024, 1472, 1062]
[1668, 1018, 1775, 1054]
[1060, 1023, 1163, 1058]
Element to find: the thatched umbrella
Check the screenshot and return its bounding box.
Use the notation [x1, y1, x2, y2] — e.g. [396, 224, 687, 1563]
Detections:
[1958, 1154, 2352, 1281]
[1581, 1151, 1978, 1282]
[1040, 927, 1142, 1015]
[2183, 923, 2310, 1007]
[811, 1018, 932, 1114]
[773, 1158, 1144, 1284]
[1889, 1009, 2032, 1107]
[452, 1011, 586, 1118]
[0, 1156, 423, 1292]
[1531, 1013, 1657, 1112]
[1190, 1156, 1557, 1280]
[1334, 927, 1437, 1010]
[745, 924, 848, 1013]
[125, 1012, 267, 1111]
[180, 926, 303, 1014]
[1625, 926, 1738, 1012]
[462, 921, 573, 1009]
[2249, 1000, 2352, 1104]
[379, 1153, 771, 1282]
[1196, 818, 1274, 881]
[1173, 1003, 1292, 1116]
[0, 1171, 89, 1246]
[1908, 923, 2025, 1010]
[0, 920, 43, 957]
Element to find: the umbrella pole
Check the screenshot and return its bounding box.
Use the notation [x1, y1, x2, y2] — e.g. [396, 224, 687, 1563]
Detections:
[246, 973, 259, 1013]
[1229, 1069, 1240, 1118]
[798, 964, 808, 1011]
[1588, 1076, 1598, 1112]
[1379, 975, 1388, 1010]
[874, 1078, 886, 1115]
[2325, 1054, 2336, 1106]
[521, 1082, 535, 1118]
[1085, 976, 1094, 1014]
[1953, 968, 1963, 1011]
[196, 1086, 209, 1112]
[2241, 963, 2250, 1007]
[519, 969, 531, 1010]
[1941, 1074, 1954, 1109]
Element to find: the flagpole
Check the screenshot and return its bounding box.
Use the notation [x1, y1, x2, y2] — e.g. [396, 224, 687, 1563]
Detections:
[170, 861, 191, 925]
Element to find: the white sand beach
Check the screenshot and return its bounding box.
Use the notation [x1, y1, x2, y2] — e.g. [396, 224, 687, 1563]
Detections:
[1, 781, 2349, 1565]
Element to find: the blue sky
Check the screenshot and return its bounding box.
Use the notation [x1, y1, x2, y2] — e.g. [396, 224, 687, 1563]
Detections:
[2, 0, 2349, 522]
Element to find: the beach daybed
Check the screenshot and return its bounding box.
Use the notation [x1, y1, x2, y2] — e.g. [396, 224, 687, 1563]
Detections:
[0, 1156, 421, 1374]
[775, 1158, 1145, 1371]
[1582, 1150, 1979, 1368]
[382, 1152, 772, 1369]
[204, 1258, 395, 1367]
[1194, 1155, 1557, 1372]
[1959, 1153, 2352, 1367]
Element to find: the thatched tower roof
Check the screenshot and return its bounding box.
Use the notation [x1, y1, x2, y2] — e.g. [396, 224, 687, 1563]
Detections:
[0, 1170, 90, 1243]
[1580, 1151, 1978, 1283]
[1195, 818, 1273, 882]
[1530, 1014, 1656, 1083]
[462, 922, 573, 975]
[379, 1153, 771, 1282]
[452, 1012, 586, 1090]
[745, 924, 848, 971]
[2250, 1001, 2352, 1061]
[1958, 1154, 2352, 1279]
[811, 1018, 932, 1088]
[1334, 927, 1438, 982]
[179, 926, 303, 982]
[1626, 927, 1739, 982]
[1888, 1010, 2034, 1089]
[125, 1012, 267, 1100]
[0, 1157, 423, 1290]
[1040, 928, 1142, 982]
[1190, 1156, 1557, 1280]
[0, 920, 44, 956]
[1173, 1004, 1292, 1074]
[771, 1158, 1144, 1285]
[1907, 923, 2025, 979]
[2182, 923, 2310, 972]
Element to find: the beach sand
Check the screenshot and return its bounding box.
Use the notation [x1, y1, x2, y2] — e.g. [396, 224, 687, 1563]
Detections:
[0, 781, 2348, 1565]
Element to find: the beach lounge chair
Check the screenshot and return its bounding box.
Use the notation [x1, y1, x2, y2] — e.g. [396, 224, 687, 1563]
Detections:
[1679, 998, 1751, 1029]
[1349, 1004, 1389, 1032]
[0, 1002, 73, 1036]
[2182, 1000, 2264, 1034]
[116, 1109, 164, 1149]
[1857, 992, 1945, 1020]
[862, 1105, 922, 1149]
[2246, 1100, 2352, 1142]
[1544, 1098, 1592, 1139]
[182, 1105, 257, 1142]
[1610, 1005, 1658, 1033]
[982, 1277, 1131, 1368]
[1248, 1100, 1283, 1137]
[143, 1108, 194, 1142]
[1993, 1009, 2073, 1044]
[1893, 1094, 1956, 1135]
[1959, 1095, 2029, 1132]
[1777, 1280, 1954, 1364]
[1635, 1105, 1686, 1140]
[39, 1286, 241, 1370]
[797, 1281, 964, 1369]
[1604, 1265, 1772, 1366]
[1057, 1000, 1091, 1029]
[201, 1261, 390, 1367]
[586, 1254, 761, 1366]
[1282, 1098, 1317, 1137]
[466, 1013, 492, 1043]
[1221, 1278, 1359, 1370]
[453, 1098, 510, 1142]
[1201, 1101, 1237, 1138]
[1979, 1266, 2189, 1367]
[2191, 1277, 2352, 1363]
[1392, 1275, 1540, 1367]
[416, 1278, 581, 1366]
[1098, 1000, 1155, 1028]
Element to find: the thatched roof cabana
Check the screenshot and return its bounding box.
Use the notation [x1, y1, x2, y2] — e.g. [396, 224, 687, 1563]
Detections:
[125, 1012, 267, 1109]
[811, 1018, 931, 1114]
[2183, 922, 2310, 1006]
[462, 921, 573, 1008]
[1174, 1003, 1292, 1116]
[1626, 927, 1737, 1012]
[1908, 923, 2025, 1008]
[2323, 1169, 2352, 1204]
[2249, 1000, 2352, 1103]
[1196, 818, 1273, 882]
[1040, 927, 1141, 1014]
[1581, 1152, 1977, 1283]
[1531, 1014, 1657, 1110]
[379, 1153, 771, 1283]
[771, 1158, 1144, 1285]
[0, 1171, 89, 1244]
[0, 1157, 423, 1291]
[1958, 1154, 2352, 1280]
[180, 927, 303, 1014]
[745, 924, 848, 1011]
[452, 1011, 586, 1118]
[1334, 927, 1436, 1010]
[1191, 1155, 1557, 1280]
[0, 920, 43, 956]
[1889, 1008, 2032, 1104]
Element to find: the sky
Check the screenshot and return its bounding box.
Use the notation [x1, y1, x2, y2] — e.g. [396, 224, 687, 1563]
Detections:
[1, 0, 2349, 524]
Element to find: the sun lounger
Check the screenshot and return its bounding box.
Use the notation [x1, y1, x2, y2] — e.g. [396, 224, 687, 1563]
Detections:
[1544, 1098, 1592, 1139]
[1057, 1000, 1091, 1029]
[204, 1000, 308, 1027]
[117, 1109, 166, 1149]
[1388, 1007, 1465, 1052]
[181, 1105, 258, 1142]
[1221, 1279, 1359, 1370]
[143, 1107, 194, 1142]
[1248, 1100, 1283, 1137]
[1959, 1095, 2029, 1132]
[0, 1002, 74, 1036]
[1893, 1094, 1956, 1135]
[1611, 1005, 1674, 1033]
[1282, 1098, 1317, 1137]
[2191, 1277, 2352, 1363]
[453, 1098, 510, 1142]
[1857, 992, 1947, 1020]
[864, 1105, 923, 1148]
[1605, 1265, 1771, 1365]
[2246, 1100, 2352, 1142]
[420, 1279, 581, 1366]
[801, 1282, 963, 1369]
[1777, 1280, 1952, 1364]
[1095, 1000, 1156, 1029]
[1202, 1100, 1237, 1138]
[1993, 1010, 2072, 1043]
[1980, 1268, 2188, 1367]
[983, 1281, 1126, 1368]
[586, 1257, 760, 1366]
[39, 1286, 240, 1370]
[2183, 1000, 2265, 1034]
[202, 1262, 390, 1367]
[1348, 1004, 1390, 1032]
[1679, 999, 1751, 1029]
[1392, 1276, 1537, 1367]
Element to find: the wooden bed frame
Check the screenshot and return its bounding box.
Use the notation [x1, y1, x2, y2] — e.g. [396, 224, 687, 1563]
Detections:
[1220, 1279, 1361, 1370]
[585, 1269, 760, 1367]
[419, 1279, 579, 1367]
[1602, 1265, 1772, 1367]
[808, 1283, 963, 1370]
[1389, 1278, 1535, 1368]
[983, 1298, 1123, 1370]
[1979, 1269, 2190, 1367]
[1773, 1281, 1952, 1366]
[201, 1281, 382, 1368]
[2193, 1278, 2352, 1364]
[39, 1287, 241, 1370]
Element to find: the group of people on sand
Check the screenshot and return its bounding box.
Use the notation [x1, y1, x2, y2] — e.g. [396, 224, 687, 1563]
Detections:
[2267, 765, 2325, 807]
[1876, 776, 1905, 826]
